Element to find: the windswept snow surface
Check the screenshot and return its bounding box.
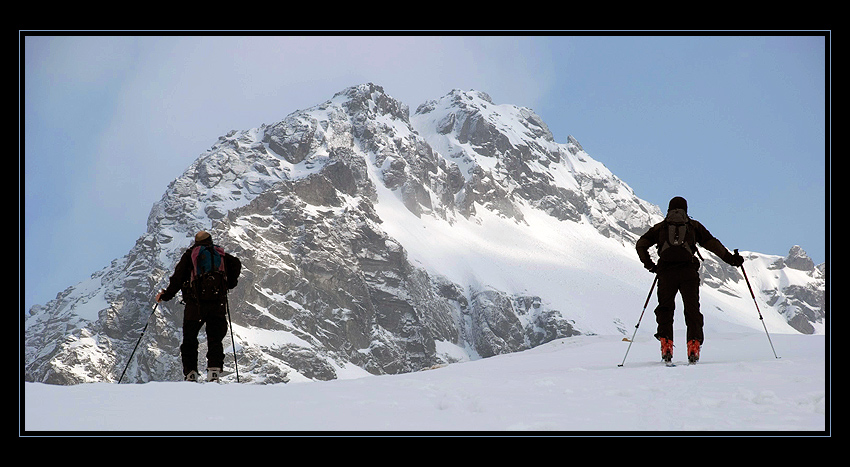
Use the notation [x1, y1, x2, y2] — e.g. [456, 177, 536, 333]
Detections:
[24, 332, 826, 433]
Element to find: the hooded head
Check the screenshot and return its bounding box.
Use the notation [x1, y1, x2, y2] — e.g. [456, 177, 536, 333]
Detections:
[668, 196, 688, 213]
[194, 231, 212, 245]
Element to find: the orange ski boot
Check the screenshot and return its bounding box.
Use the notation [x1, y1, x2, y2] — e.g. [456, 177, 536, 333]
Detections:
[660, 337, 674, 364]
[687, 339, 701, 364]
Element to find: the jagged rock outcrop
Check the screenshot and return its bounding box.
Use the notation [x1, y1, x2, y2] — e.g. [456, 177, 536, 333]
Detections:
[765, 246, 825, 334]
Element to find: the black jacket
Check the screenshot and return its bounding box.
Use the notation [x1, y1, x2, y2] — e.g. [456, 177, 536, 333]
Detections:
[636, 217, 735, 271]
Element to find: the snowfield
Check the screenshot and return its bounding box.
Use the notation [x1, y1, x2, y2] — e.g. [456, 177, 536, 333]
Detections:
[23, 331, 826, 434]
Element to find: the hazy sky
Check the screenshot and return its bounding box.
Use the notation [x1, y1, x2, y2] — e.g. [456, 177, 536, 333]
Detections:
[22, 33, 828, 311]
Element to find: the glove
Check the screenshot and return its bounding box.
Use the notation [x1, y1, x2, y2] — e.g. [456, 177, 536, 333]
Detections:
[727, 251, 744, 267]
[644, 261, 657, 274]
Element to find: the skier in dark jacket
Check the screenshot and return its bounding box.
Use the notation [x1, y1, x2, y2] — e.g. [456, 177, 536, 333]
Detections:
[156, 231, 241, 382]
[636, 196, 743, 364]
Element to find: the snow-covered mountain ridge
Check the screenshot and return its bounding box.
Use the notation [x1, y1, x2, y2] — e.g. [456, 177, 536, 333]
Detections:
[24, 83, 826, 385]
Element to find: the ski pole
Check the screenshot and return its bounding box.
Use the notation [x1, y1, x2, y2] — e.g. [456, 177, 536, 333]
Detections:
[618, 275, 658, 367]
[736, 249, 780, 359]
[118, 301, 159, 384]
[226, 294, 240, 383]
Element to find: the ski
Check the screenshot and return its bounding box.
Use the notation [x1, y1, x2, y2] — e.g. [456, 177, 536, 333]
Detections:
[209, 369, 234, 383]
[182, 369, 232, 383]
[663, 360, 698, 367]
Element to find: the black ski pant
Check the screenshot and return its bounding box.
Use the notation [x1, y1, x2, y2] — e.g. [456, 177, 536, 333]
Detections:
[653, 263, 703, 345]
[180, 301, 228, 375]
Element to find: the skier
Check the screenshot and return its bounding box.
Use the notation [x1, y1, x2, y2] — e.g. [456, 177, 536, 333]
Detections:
[635, 196, 743, 364]
[156, 231, 242, 382]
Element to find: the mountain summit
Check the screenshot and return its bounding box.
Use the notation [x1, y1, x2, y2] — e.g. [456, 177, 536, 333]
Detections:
[25, 83, 825, 385]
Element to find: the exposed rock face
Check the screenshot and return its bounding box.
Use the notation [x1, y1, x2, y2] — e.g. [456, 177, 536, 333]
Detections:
[763, 246, 825, 334]
[411, 89, 660, 244]
[24, 83, 825, 385]
[778, 245, 816, 271]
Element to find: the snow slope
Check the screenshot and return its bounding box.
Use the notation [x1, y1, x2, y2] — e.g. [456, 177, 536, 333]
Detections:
[23, 331, 826, 433]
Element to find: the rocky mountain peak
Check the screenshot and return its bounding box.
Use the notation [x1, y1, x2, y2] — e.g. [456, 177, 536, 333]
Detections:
[785, 245, 816, 271]
[25, 83, 826, 385]
[333, 82, 410, 123]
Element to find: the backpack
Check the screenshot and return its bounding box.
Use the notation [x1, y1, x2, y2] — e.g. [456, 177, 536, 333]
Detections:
[190, 244, 227, 302]
[657, 208, 696, 262]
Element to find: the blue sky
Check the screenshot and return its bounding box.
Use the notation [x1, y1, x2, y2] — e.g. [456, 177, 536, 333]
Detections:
[22, 33, 828, 311]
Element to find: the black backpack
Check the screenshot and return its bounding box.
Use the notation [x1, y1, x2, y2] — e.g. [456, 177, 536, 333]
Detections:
[190, 244, 228, 302]
[658, 208, 696, 262]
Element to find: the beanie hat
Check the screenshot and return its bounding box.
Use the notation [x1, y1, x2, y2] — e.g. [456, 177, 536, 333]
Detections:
[194, 231, 212, 243]
[668, 196, 688, 212]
